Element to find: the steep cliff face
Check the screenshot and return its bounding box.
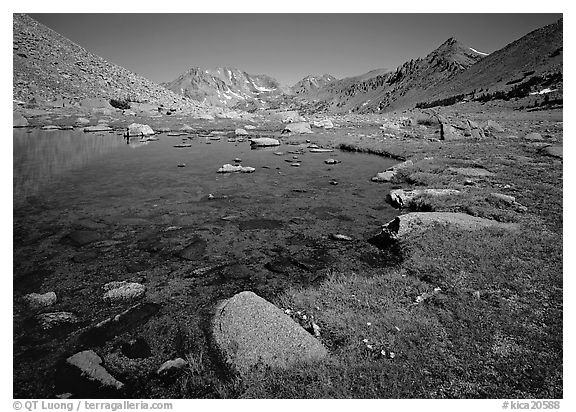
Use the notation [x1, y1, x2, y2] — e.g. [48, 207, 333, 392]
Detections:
[291, 74, 337, 95]
[13, 14, 208, 112]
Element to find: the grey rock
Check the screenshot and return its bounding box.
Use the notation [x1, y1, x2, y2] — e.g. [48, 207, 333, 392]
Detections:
[250, 137, 280, 147]
[389, 188, 460, 208]
[103, 281, 145, 303]
[373, 212, 519, 242]
[157, 358, 187, 378]
[127, 123, 154, 137]
[312, 119, 334, 129]
[484, 120, 505, 134]
[36, 312, 79, 330]
[448, 167, 495, 177]
[64, 350, 124, 393]
[283, 122, 313, 134]
[235, 128, 249, 136]
[217, 164, 256, 173]
[84, 125, 112, 133]
[212, 291, 328, 376]
[13, 112, 29, 127]
[372, 159, 414, 182]
[525, 132, 543, 141]
[23, 291, 57, 309]
[541, 145, 562, 159]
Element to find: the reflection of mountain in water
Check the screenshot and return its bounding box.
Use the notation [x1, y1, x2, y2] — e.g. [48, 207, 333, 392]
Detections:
[13, 130, 125, 204]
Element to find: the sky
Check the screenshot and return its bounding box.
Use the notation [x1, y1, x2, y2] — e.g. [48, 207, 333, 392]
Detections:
[28, 13, 562, 87]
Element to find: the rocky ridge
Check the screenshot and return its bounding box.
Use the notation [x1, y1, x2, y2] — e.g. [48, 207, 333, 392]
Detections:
[13, 14, 212, 115]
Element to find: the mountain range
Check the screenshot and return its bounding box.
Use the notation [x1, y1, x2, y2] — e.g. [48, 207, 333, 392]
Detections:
[12, 14, 563, 115]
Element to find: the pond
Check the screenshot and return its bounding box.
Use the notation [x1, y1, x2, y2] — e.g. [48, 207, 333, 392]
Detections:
[13, 128, 401, 397]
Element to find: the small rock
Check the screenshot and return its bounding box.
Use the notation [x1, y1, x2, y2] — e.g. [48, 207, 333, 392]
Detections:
[36, 312, 79, 330]
[217, 164, 255, 173]
[235, 128, 249, 136]
[41, 125, 60, 130]
[157, 358, 187, 378]
[309, 148, 334, 153]
[250, 137, 280, 147]
[525, 132, 543, 141]
[324, 158, 341, 165]
[103, 281, 145, 304]
[177, 163, 186, 167]
[23, 292, 57, 310]
[330, 234, 352, 241]
[245, 125, 257, 130]
[84, 125, 113, 133]
[233, 158, 242, 163]
[312, 119, 334, 129]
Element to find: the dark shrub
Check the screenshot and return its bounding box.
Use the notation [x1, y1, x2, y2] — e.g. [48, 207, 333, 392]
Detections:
[109, 98, 130, 110]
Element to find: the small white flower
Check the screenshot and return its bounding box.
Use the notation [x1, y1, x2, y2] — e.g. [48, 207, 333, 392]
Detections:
[366, 322, 372, 326]
[389, 352, 396, 359]
[380, 349, 386, 356]
[362, 339, 369, 343]
[394, 326, 400, 332]
[434, 287, 441, 292]
[367, 344, 373, 350]
[302, 314, 307, 320]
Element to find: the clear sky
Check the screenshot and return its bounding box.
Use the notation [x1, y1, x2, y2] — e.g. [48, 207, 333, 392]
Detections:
[28, 13, 562, 86]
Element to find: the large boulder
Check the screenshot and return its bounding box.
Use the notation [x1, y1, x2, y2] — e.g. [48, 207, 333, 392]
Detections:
[212, 291, 328, 376]
[388, 188, 460, 208]
[127, 123, 155, 137]
[250, 137, 280, 147]
[484, 120, 505, 135]
[13, 112, 29, 127]
[282, 122, 313, 134]
[370, 212, 519, 244]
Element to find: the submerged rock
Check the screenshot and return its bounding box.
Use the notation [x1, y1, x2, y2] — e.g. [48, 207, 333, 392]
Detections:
[84, 125, 113, 133]
[324, 158, 341, 164]
[217, 164, 256, 173]
[250, 137, 280, 147]
[212, 291, 328, 376]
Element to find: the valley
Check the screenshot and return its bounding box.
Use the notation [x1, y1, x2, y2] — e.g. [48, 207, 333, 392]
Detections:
[12, 13, 563, 400]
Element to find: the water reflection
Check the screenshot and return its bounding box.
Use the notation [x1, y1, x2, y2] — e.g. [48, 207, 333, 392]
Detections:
[13, 129, 125, 204]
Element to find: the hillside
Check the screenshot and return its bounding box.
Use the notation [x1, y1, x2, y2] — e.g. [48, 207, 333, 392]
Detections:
[13, 14, 209, 113]
[294, 37, 485, 114]
[417, 19, 563, 108]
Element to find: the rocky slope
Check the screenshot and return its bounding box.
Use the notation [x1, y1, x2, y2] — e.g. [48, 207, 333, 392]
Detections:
[418, 19, 563, 107]
[295, 37, 486, 114]
[163, 67, 289, 110]
[13, 14, 210, 113]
